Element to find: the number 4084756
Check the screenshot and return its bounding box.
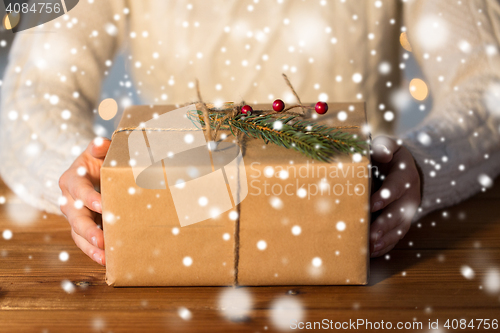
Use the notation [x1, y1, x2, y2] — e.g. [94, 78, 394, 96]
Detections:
[444, 319, 498, 330]
[5, 2, 62, 14]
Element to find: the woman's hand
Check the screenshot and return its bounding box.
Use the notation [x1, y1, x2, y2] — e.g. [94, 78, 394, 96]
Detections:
[59, 137, 111, 265]
[370, 136, 421, 258]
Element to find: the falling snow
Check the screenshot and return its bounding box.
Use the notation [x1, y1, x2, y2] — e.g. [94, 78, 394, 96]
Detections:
[218, 288, 253, 321]
[461, 265, 475, 279]
[59, 251, 69, 262]
[2, 229, 13, 240]
[270, 296, 304, 330]
[178, 307, 193, 320]
[183, 256, 193, 266]
[484, 268, 500, 294]
[61, 280, 76, 294]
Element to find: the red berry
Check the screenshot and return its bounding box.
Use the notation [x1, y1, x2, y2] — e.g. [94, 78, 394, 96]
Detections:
[272, 99, 285, 112]
[241, 105, 253, 116]
[315, 101, 328, 114]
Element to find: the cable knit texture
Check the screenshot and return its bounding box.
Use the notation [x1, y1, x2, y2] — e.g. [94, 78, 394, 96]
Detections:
[1, 0, 499, 219]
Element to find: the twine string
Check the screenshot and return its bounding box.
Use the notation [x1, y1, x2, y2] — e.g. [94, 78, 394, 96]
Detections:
[282, 73, 309, 118]
[195, 79, 213, 142]
[213, 105, 239, 141]
[112, 124, 361, 139]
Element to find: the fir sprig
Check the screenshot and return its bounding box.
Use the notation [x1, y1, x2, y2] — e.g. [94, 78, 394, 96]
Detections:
[188, 110, 367, 162]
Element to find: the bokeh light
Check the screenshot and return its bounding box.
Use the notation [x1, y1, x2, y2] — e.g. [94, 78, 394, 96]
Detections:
[399, 32, 412, 52]
[3, 12, 20, 30]
[98, 98, 118, 120]
[409, 78, 428, 101]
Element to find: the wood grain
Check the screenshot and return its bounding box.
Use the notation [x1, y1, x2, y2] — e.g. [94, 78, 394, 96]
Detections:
[1, 178, 499, 332]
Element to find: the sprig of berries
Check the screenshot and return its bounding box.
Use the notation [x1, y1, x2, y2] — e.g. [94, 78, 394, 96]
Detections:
[241, 100, 329, 116]
[192, 74, 363, 162]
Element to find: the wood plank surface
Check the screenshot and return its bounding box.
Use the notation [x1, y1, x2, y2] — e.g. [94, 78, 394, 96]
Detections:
[1, 178, 500, 332]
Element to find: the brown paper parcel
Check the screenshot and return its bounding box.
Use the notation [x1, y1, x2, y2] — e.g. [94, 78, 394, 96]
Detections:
[101, 103, 370, 286]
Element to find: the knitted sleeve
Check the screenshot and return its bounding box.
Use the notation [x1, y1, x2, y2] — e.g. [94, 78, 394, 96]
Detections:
[0, 0, 125, 214]
[403, 0, 500, 220]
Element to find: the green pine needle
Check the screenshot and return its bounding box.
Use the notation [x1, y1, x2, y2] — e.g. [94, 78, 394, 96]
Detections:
[188, 110, 367, 162]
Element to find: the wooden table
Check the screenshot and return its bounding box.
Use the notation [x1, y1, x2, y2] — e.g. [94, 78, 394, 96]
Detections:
[1, 178, 499, 333]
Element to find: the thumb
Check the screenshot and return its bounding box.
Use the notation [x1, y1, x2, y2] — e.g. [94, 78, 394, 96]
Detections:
[89, 137, 111, 159]
[372, 136, 398, 164]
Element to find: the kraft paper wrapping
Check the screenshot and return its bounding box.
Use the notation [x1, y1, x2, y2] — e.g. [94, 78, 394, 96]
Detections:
[101, 103, 370, 286]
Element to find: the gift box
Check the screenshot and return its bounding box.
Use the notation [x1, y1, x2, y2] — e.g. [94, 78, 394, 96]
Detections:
[101, 103, 370, 286]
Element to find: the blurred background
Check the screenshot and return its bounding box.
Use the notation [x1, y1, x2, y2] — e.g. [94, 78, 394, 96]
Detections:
[0, 3, 432, 138]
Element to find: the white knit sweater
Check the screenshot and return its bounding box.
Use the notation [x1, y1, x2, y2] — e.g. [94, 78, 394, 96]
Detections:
[1, 0, 500, 219]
